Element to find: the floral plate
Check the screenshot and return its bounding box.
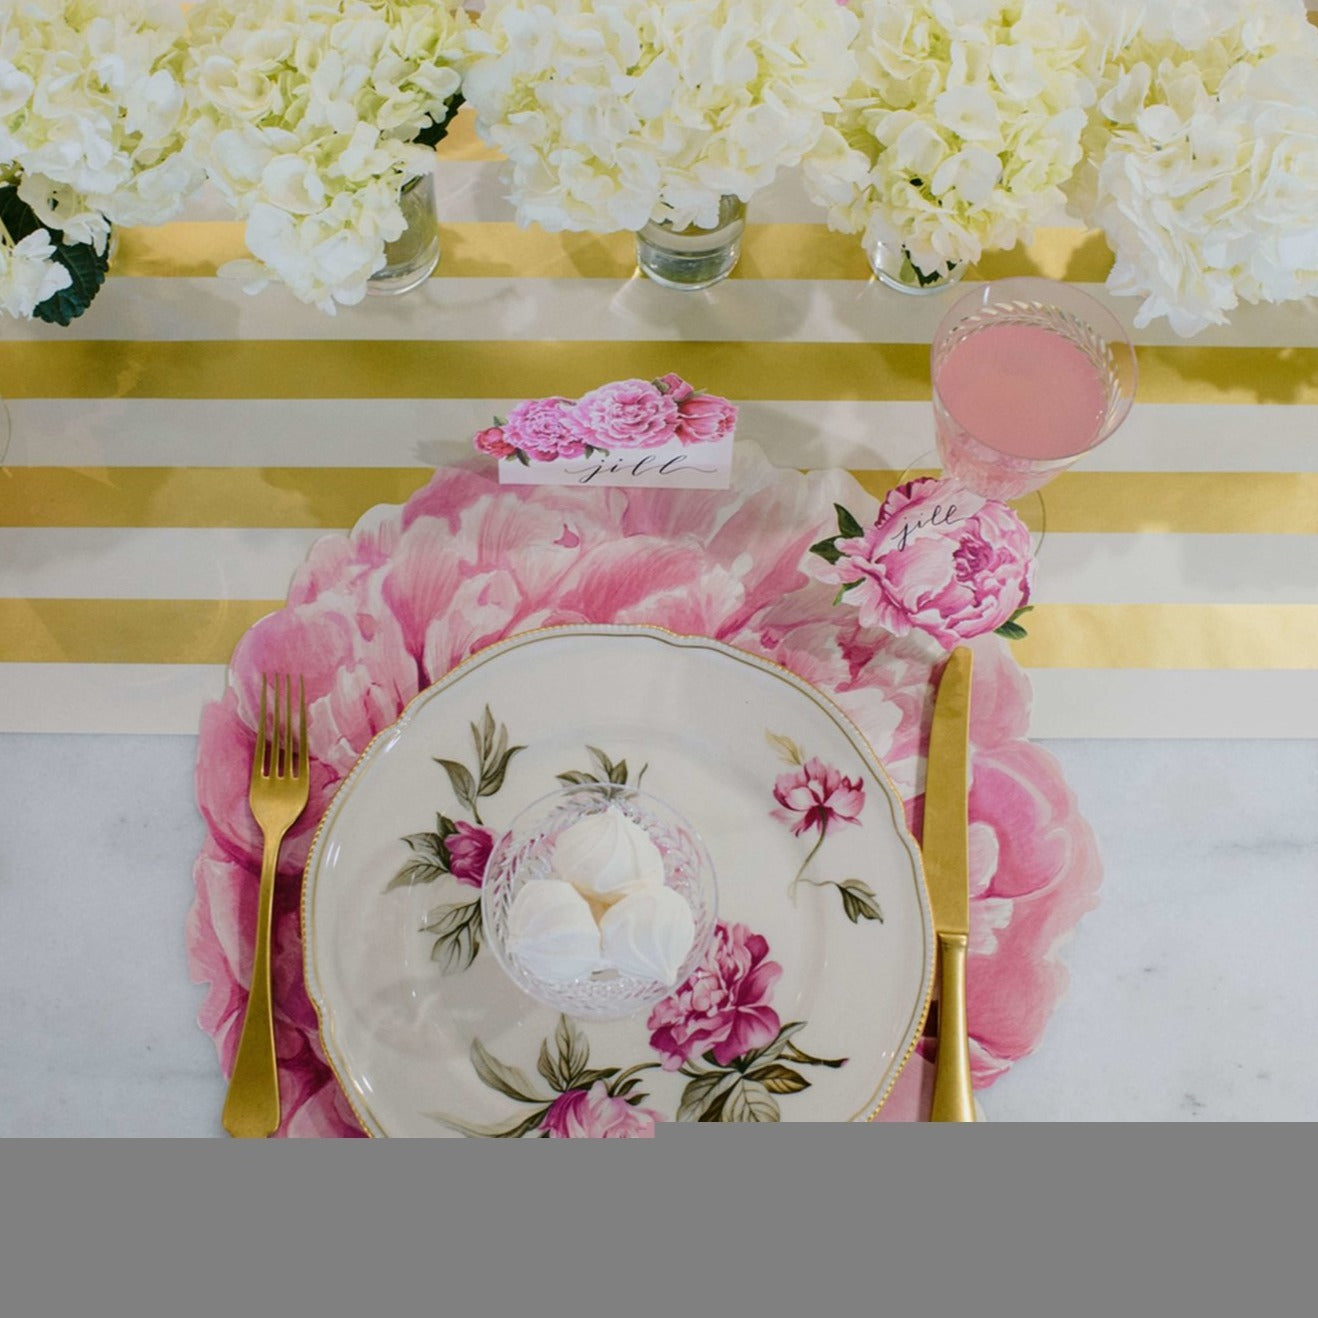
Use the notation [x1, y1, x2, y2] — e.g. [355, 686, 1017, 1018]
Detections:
[302, 624, 934, 1135]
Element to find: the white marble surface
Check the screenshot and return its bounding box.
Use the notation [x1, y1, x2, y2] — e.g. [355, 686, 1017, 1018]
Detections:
[0, 732, 1314, 1132]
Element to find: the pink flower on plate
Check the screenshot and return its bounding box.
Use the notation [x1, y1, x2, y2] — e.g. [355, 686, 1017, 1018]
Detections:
[647, 921, 783, 1070]
[502, 397, 587, 461]
[473, 425, 517, 459]
[813, 477, 1033, 650]
[674, 391, 737, 447]
[540, 1082, 662, 1138]
[771, 756, 865, 838]
[571, 378, 679, 451]
[447, 821, 494, 889]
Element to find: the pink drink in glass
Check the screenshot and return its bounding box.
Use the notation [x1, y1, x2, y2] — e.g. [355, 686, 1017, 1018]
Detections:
[931, 278, 1137, 501]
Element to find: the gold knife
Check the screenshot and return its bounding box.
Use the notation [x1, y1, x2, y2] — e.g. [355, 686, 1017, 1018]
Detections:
[924, 646, 976, 1123]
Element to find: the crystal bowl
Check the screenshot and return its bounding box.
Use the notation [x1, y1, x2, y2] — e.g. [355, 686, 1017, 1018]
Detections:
[481, 784, 717, 1020]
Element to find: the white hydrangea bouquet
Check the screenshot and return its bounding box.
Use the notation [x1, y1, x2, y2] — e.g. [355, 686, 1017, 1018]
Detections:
[459, 0, 859, 234]
[1067, 0, 1318, 336]
[0, 0, 201, 323]
[181, 0, 470, 313]
[803, 0, 1095, 286]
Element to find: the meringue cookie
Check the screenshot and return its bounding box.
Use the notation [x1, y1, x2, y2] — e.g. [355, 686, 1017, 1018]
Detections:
[506, 880, 602, 983]
[599, 885, 696, 986]
[552, 807, 665, 897]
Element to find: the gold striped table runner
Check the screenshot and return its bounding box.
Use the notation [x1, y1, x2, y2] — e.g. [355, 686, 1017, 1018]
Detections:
[2, 115, 1316, 738]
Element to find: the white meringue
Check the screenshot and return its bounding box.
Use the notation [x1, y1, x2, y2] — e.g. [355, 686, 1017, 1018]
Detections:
[599, 885, 696, 987]
[505, 880, 602, 983]
[552, 807, 666, 897]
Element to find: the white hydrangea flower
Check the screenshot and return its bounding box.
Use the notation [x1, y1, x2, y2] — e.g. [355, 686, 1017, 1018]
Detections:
[1069, 0, 1318, 336]
[0, 0, 203, 256]
[802, 0, 1095, 279]
[183, 0, 470, 313]
[0, 226, 73, 319]
[460, 0, 860, 233]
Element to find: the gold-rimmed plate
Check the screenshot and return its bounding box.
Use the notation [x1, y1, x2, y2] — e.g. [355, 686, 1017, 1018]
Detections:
[302, 625, 933, 1135]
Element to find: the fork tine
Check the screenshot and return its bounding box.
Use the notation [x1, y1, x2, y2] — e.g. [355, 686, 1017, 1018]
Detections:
[274, 672, 286, 777]
[282, 673, 294, 778]
[297, 676, 307, 779]
[255, 674, 269, 778]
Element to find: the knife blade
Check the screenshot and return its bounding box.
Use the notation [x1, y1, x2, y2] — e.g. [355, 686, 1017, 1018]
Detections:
[924, 646, 975, 1123]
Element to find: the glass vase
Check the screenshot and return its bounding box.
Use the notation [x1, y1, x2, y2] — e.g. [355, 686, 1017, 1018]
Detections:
[635, 195, 746, 291]
[865, 234, 965, 296]
[368, 171, 440, 296]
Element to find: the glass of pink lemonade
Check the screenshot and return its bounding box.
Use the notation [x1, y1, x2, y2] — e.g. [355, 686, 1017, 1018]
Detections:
[931, 277, 1137, 501]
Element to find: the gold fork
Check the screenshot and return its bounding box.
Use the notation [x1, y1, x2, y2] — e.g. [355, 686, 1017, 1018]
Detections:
[222, 674, 310, 1139]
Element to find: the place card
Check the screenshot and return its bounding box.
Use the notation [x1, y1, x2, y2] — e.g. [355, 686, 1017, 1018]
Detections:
[472, 373, 735, 490]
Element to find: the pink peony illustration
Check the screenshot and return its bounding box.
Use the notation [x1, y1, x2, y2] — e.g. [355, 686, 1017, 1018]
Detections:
[473, 426, 517, 459]
[772, 756, 866, 838]
[813, 477, 1034, 650]
[655, 372, 694, 402]
[571, 378, 679, 450]
[188, 449, 1099, 1132]
[647, 921, 783, 1070]
[446, 821, 494, 888]
[673, 391, 738, 446]
[540, 1082, 662, 1138]
[502, 397, 587, 461]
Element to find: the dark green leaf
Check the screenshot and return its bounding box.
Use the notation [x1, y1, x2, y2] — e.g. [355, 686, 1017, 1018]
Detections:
[554, 1015, 590, 1087]
[677, 1071, 739, 1122]
[834, 503, 865, 539]
[994, 620, 1028, 640]
[781, 1041, 848, 1070]
[555, 770, 599, 786]
[514, 448, 531, 467]
[402, 831, 450, 864]
[809, 536, 842, 565]
[835, 878, 884, 924]
[411, 93, 464, 150]
[574, 1067, 620, 1090]
[536, 1039, 563, 1092]
[481, 744, 524, 797]
[434, 757, 477, 813]
[587, 747, 617, 780]
[746, 1063, 811, 1095]
[609, 759, 629, 785]
[722, 1078, 781, 1123]
[699, 1090, 732, 1122]
[384, 858, 448, 892]
[0, 186, 110, 326]
[470, 1039, 545, 1105]
[435, 814, 459, 841]
[421, 900, 483, 975]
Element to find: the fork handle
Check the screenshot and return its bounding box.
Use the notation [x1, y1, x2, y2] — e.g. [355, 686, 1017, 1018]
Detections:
[222, 831, 285, 1138]
[930, 932, 976, 1123]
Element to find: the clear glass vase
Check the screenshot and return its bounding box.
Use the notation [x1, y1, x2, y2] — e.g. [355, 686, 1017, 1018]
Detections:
[368, 171, 440, 296]
[635, 195, 746, 291]
[865, 234, 965, 296]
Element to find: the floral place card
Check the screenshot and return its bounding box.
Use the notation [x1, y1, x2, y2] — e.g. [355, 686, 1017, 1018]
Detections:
[473, 374, 736, 490]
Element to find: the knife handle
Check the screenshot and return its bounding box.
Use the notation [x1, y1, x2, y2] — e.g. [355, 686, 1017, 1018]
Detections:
[930, 931, 976, 1123]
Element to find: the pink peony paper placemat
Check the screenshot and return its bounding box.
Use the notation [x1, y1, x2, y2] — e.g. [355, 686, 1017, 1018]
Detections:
[187, 446, 1100, 1134]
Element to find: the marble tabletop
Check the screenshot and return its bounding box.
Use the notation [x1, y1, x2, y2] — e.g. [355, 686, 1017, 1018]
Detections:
[1, 729, 1313, 1132]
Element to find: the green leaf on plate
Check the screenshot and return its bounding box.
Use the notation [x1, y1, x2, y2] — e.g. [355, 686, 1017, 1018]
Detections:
[835, 878, 884, 924]
[421, 899, 483, 975]
[554, 1014, 590, 1087]
[434, 757, 478, 815]
[721, 1078, 781, 1123]
[677, 1070, 739, 1122]
[470, 1039, 545, 1105]
[745, 1063, 810, 1096]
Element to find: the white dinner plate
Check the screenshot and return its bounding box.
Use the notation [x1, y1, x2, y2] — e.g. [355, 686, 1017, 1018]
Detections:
[303, 625, 933, 1135]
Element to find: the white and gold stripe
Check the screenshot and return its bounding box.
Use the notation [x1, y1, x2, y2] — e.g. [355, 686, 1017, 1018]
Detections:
[2, 116, 1315, 738]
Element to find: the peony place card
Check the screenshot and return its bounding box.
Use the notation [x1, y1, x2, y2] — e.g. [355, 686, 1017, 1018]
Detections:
[473, 375, 736, 490]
